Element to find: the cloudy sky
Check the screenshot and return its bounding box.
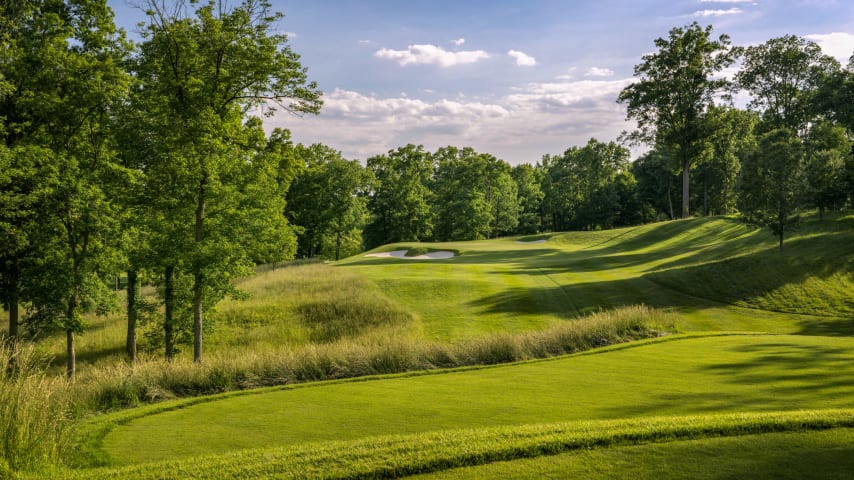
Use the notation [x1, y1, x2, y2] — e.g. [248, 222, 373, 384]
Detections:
[108, 0, 854, 165]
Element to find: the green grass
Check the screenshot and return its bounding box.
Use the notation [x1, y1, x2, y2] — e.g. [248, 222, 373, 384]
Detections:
[409, 428, 854, 480]
[8, 212, 854, 477]
[40, 410, 854, 479]
[89, 334, 854, 465]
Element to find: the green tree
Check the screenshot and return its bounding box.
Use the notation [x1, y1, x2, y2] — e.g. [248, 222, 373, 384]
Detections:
[702, 106, 758, 215]
[814, 55, 854, 208]
[737, 35, 839, 134]
[803, 122, 850, 219]
[365, 145, 434, 248]
[511, 163, 545, 234]
[619, 22, 737, 219]
[631, 148, 680, 221]
[134, 0, 320, 362]
[286, 144, 371, 260]
[738, 128, 804, 251]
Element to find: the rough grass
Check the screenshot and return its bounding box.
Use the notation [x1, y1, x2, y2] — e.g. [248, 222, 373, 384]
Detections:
[0, 343, 74, 476]
[44, 410, 854, 480]
[71, 305, 673, 413]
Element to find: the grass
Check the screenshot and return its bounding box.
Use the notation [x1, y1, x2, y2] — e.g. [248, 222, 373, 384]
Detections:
[410, 427, 854, 480]
[38, 410, 854, 479]
[86, 334, 854, 465]
[5, 212, 854, 477]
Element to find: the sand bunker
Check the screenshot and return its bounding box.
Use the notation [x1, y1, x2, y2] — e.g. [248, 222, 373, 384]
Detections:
[514, 239, 547, 244]
[365, 250, 455, 260]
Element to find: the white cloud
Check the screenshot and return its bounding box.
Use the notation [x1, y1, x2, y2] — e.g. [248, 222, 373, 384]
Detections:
[358, 39, 375, 46]
[585, 67, 614, 77]
[699, 0, 753, 3]
[805, 32, 854, 64]
[692, 8, 743, 16]
[375, 44, 490, 67]
[266, 76, 636, 165]
[451, 38, 466, 46]
[508, 49, 537, 66]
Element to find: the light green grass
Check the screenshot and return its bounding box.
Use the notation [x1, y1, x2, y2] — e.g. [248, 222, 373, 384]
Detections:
[93, 334, 854, 465]
[408, 427, 854, 480]
[342, 214, 854, 338]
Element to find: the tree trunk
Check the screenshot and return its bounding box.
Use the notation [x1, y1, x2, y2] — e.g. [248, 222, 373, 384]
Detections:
[164, 265, 175, 361]
[192, 270, 203, 363]
[126, 270, 138, 363]
[193, 182, 205, 363]
[66, 292, 78, 379]
[66, 330, 76, 379]
[819, 205, 824, 221]
[335, 230, 342, 261]
[667, 184, 674, 220]
[681, 157, 690, 219]
[723, 173, 730, 215]
[779, 231, 784, 252]
[703, 172, 709, 217]
[7, 266, 18, 340]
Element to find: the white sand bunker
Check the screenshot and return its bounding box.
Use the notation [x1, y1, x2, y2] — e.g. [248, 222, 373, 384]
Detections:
[365, 249, 456, 260]
[515, 239, 547, 244]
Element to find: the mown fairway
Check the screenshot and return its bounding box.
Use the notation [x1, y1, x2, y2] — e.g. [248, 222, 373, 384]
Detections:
[99, 334, 854, 464]
[55, 214, 854, 479]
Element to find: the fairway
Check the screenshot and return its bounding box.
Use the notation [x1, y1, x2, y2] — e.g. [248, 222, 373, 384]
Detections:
[99, 334, 854, 464]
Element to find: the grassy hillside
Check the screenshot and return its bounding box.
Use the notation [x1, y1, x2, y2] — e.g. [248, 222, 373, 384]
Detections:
[7, 213, 854, 478]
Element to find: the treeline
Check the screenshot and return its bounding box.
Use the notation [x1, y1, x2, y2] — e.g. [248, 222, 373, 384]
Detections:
[2, 1, 854, 379]
[290, 25, 854, 257]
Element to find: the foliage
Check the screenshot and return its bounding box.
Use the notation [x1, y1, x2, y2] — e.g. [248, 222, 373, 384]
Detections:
[619, 22, 737, 218]
[738, 128, 805, 250]
[364, 145, 435, 248]
[286, 144, 371, 260]
[737, 34, 840, 133]
[510, 164, 545, 234]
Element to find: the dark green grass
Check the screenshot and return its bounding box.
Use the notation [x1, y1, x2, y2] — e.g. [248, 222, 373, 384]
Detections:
[409, 427, 854, 480]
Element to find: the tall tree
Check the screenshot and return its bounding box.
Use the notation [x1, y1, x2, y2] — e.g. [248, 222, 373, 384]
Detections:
[814, 54, 854, 208]
[702, 106, 757, 215]
[738, 128, 804, 251]
[737, 35, 839, 134]
[135, 0, 321, 363]
[1, 0, 130, 377]
[618, 22, 737, 218]
[364, 145, 434, 248]
[803, 121, 850, 219]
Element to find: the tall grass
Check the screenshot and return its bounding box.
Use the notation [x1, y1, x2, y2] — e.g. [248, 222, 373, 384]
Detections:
[0, 342, 73, 476]
[73, 305, 676, 412]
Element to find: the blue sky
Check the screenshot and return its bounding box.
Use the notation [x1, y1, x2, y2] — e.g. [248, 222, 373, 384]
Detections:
[108, 0, 854, 164]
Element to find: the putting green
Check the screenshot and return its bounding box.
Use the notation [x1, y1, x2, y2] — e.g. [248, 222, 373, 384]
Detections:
[100, 334, 854, 465]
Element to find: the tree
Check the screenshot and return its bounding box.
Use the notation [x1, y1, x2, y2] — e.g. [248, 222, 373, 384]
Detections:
[286, 144, 371, 260]
[814, 55, 854, 208]
[134, 0, 321, 363]
[0, 0, 131, 377]
[619, 22, 737, 218]
[737, 35, 839, 134]
[738, 128, 804, 251]
[702, 106, 758, 215]
[631, 148, 680, 221]
[364, 145, 434, 248]
[803, 122, 850, 219]
[541, 139, 634, 230]
[511, 163, 544, 234]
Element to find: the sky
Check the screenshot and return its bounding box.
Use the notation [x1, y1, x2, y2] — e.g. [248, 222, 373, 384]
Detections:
[108, 0, 854, 165]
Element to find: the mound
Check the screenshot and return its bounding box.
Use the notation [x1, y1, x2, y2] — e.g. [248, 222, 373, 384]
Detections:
[514, 239, 547, 244]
